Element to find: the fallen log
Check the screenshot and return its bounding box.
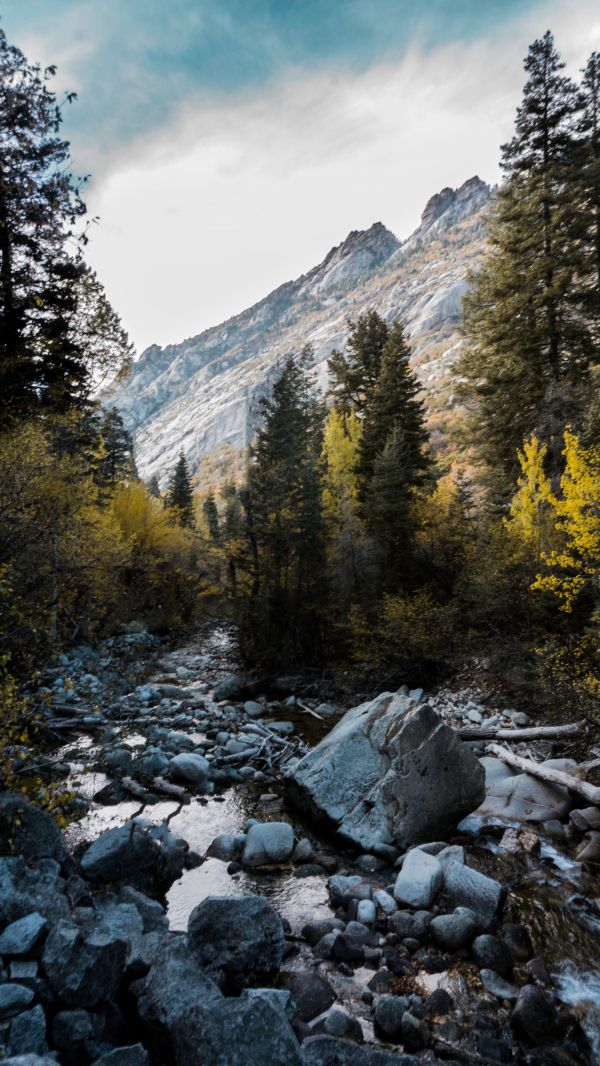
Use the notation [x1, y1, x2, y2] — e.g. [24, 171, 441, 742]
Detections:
[296, 701, 325, 721]
[122, 776, 149, 800]
[488, 744, 600, 807]
[458, 721, 583, 741]
[153, 776, 190, 801]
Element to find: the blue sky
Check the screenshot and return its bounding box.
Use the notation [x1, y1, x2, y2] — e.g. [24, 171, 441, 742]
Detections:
[2, 1, 598, 351]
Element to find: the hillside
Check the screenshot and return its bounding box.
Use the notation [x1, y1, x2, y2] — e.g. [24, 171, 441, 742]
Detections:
[110, 176, 491, 482]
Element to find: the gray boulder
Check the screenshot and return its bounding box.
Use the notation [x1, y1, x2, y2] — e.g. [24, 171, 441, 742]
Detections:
[286, 693, 485, 851]
[0, 858, 70, 930]
[511, 985, 563, 1045]
[172, 995, 301, 1066]
[80, 820, 186, 895]
[187, 895, 284, 992]
[0, 913, 48, 956]
[42, 920, 127, 1007]
[0, 1058, 58, 1065]
[169, 753, 212, 790]
[7, 1005, 48, 1057]
[0, 985, 35, 1019]
[133, 939, 221, 1058]
[242, 822, 295, 866]
[393, 850, 443, 909]
[442, 861, 505, 930]
[429, 907, 479, 950]
[213, 674, 245, 701]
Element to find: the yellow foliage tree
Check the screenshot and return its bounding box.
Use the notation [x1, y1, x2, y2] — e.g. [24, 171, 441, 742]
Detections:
[508, 435, 555, 554]
[532, 431, 600, 612]
[322, 409, 362, 519]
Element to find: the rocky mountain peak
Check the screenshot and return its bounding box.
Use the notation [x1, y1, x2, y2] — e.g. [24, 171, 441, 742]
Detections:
[419, 175, 490, 232]
[310, 221, 399, 293]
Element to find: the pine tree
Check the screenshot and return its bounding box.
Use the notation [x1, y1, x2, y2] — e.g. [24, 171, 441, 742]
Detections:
[147, 475, 161, 499]
[460, 32, 594, 498]
[241, 348, 326, 665]
[580, 52, 600, 304]
[357, 321, 429, 504]
[166, 451, 195, 528]
[0, 29, 131, 421]
[96, 407, 137, 489]
[202, 491, 220, 541]
[328, 309, 389, 415]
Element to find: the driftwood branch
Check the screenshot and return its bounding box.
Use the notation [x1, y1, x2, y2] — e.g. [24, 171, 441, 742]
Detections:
[487, 744, 600, 807]
[153, 776, 190, 801]
[458, 721, 583, 741]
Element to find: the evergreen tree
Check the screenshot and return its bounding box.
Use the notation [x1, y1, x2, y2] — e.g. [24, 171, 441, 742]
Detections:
[460, 32, 594, 498]
[147, 475, 161, 499]
[96, 407, 137, 489]
[580, 52, 600, 305]
[166, 451, 195, 528]
[357, 321, 430, 505]
[0, 29, 131, 421]
[241, 348, 326, 665]
[202, 491, 220, 541]
[328, 309, 389, 415]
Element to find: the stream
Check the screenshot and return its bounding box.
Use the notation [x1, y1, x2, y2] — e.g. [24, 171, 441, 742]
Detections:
[55, 622, 600, 1054]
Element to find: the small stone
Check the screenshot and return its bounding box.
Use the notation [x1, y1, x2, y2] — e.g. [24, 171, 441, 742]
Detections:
[511, 984, 563, 1045]
[479, 969, 519, 1001]
[356, 900, 376, 925]
[430, 907, 479, 950]
[472, 935, 513, 977]
[373, 994, 409, 1041]
[0, 984, 35, 1018]
[7, 1003, 48, 1057]
[394, 850, 443, 909]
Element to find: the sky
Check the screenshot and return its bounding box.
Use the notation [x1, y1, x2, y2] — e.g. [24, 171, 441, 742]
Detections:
[2, 1, 599, 354]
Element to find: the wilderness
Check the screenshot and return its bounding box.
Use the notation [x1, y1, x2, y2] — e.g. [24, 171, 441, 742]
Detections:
[0, 9, 599, 1066]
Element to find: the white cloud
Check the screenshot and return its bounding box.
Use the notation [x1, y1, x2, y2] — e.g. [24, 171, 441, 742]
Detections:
[79, 0, 600, 352]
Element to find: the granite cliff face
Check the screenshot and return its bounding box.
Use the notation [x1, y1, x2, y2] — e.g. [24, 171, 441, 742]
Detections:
[110, 176, 491, 482]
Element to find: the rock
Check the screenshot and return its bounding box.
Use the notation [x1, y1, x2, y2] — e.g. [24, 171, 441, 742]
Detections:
[356, 900, 376, 925]
[80, 820, 186, 895]
[511, 985, 563, 1045]
[135, 747, 170, 778]
[1, 1057, 58, 1065]
[477, 756, 574, 823]
[242, 822, 295, 866]
[7, 1004, 48, 1056]
[429, 906, 479, 950]
[169, 752, 212, 790]
[244, 701, 264, 718]
[93, 901, 145, 966]
[472, 934, 513, 977]
[91, 1047, 150, 1066]
[393, 850, 443, 909]
[373, 890, 397, 915]
[501, 923, 533, 961]
[173, 995, 302, 1066]
[52, 1009, 104, 1055]
[479, 969, 520, 1001]
[213, 674, 245, 701]
[280, 971, 335, 1021]
[374, 995, 409, 1041]
[207, 834, 241, 862]
[301, 920, 344, 947]
[301, 1035, 418, 1064]
[443, 861, 505, 929]
[187, 896, 285, 992]
[133, 939, 222, 1060]
[389, 910, 431, 941]
[0, 984, 35, 1018]
[576, 831, 600, 863]
[401, 1011, 429, 1050]
[317, 1007, 364, 1043]
[569, 806, 600, 832]
[0, 796, 70, 869]
[117, 887, 167, 933]
[427, 988, 453, 1015]
[286, 694, 485, 852]
[292, 839, 315, 864]
[0, 858, 69, 931]
[42, 920, 127, 1007]
[242, 987, 294, 1019]
[0, 913, 48, 956]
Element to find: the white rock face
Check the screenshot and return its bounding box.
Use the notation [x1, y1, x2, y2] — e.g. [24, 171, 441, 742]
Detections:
[109, 177, 491, 482]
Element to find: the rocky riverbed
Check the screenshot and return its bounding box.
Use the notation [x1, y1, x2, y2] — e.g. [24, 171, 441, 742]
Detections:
[0, 622, 598, 1065]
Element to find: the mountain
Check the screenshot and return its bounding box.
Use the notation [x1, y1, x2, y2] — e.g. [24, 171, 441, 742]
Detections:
[110, 176, 491, 484]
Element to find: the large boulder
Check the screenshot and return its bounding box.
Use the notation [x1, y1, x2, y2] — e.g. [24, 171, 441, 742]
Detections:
[285, 693, 485, 851]
[187, 895, 285, 992]
[80, 820, 186, 895]
[42, 920, 128, 1007]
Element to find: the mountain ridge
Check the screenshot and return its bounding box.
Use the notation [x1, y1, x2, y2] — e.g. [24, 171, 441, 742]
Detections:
[110, 175, 491, 482]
